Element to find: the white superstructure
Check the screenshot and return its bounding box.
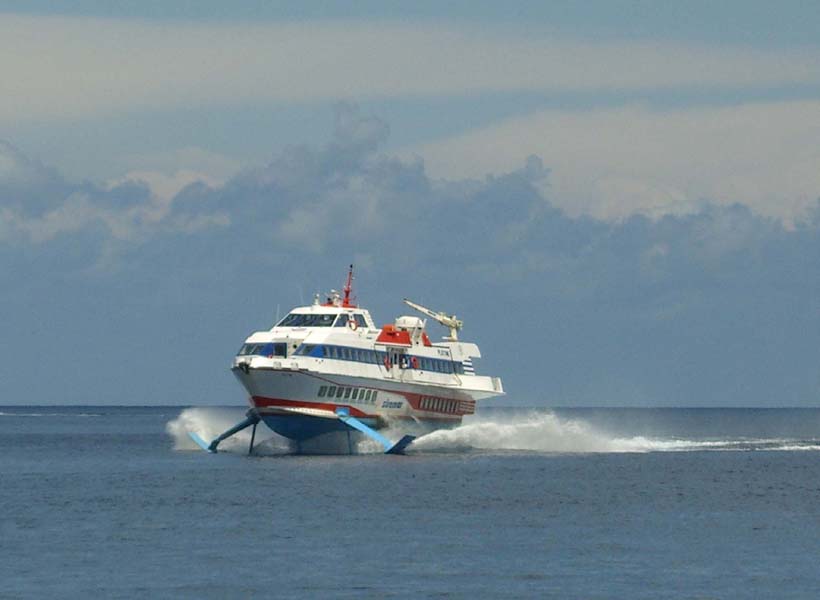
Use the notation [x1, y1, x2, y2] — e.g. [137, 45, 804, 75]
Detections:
[231, 266, 503, 443]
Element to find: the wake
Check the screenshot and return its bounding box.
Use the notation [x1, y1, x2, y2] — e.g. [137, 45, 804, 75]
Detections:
[409, 412, 820, 454]
[166, 408, 820, 455]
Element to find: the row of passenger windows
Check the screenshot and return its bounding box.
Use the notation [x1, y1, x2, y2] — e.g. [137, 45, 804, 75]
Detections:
[294, 344, 464, 374]
[276, 313, 368, 328]
[318, 385, 378, 404]
[238, 342, 287, 357]
[420, 396, 460, 413]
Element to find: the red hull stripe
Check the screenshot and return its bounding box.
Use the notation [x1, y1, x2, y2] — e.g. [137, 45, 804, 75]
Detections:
[250, 371, 475, 416]
[252, 396, 373, 418]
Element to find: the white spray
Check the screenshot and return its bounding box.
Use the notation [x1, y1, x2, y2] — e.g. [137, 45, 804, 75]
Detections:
[166, 407, 290, 454]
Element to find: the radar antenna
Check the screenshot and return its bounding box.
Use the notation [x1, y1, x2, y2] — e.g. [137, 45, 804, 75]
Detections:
[403, 298, 463, 341]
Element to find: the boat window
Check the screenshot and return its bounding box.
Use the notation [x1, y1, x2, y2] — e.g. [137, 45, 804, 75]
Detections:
[364, 390, 371, 402]
[330, 346, 340, 359]
[344, 387, 352, 399]
[352, 388, 359, 400]
[454, 362, 464, 374]
[278, 313, 337, 327]
[327, 386, 336, 397]
[335, 387, 344, 398]
[294, 344, 314, 356]
[318, 386, 327, 398]
[354, 314, 367, 328]
[238, 344, 257, 356]
[372, 391, 378, 403]
[238, 343, 288, 357]
[334, 314, 349, 327]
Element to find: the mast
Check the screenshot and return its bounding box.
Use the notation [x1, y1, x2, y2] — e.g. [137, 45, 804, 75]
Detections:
[342, 264, 355, 308]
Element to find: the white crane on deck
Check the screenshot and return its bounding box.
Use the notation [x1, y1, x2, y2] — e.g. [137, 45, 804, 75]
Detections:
[403, 298, 463, 341]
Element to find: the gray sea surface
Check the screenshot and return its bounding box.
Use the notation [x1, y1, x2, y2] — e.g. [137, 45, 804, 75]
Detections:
[2, 406, 820, 599]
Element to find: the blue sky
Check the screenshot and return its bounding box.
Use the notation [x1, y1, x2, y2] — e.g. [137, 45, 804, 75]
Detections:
[1, 3, 819, 406]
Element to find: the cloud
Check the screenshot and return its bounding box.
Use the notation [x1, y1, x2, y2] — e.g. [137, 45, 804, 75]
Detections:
[112, 146, 242, 201]
[0, 140, 229, 249]
[408, 101, 820, 223]
[1, 14, 819, 122]
[2, 105, 820, 406]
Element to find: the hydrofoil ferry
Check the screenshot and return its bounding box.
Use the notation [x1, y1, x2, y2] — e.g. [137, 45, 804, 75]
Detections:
[188, 265, 504, 454]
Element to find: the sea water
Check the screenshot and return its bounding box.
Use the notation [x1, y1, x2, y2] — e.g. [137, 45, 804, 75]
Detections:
[2, 406, 820, 598]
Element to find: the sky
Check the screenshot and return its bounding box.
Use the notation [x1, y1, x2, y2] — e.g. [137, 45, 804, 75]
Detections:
[1, 2, 819, 406]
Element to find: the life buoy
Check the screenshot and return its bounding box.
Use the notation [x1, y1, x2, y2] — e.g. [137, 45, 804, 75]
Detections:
[410, 356, 419, 369]
[348, 316, 358, 331]
[383, 356, 392, 369]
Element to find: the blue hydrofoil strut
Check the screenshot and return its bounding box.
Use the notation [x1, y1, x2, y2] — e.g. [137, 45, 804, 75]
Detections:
[188, 409, 261, 454]
[187, 407, 415, 455]
[334, 407, 416, 455]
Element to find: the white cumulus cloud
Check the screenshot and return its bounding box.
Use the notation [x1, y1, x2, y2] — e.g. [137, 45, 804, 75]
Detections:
[408, 100, 820, 223]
